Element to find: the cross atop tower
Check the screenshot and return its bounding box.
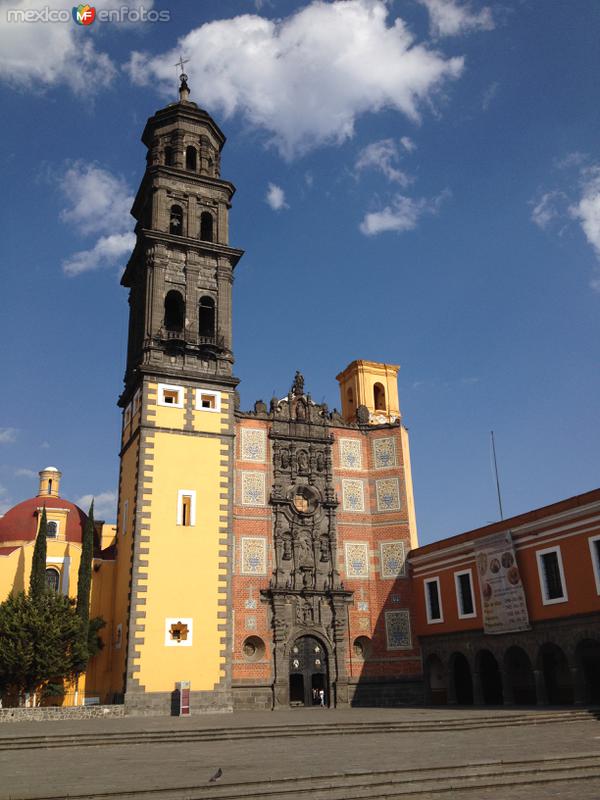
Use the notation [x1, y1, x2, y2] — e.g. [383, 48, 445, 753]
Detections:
[174, 55, 191, 101]
[174, 54, 189, 79]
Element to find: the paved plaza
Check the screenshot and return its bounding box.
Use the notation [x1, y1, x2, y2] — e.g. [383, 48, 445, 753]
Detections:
[1, 707, 600, 799]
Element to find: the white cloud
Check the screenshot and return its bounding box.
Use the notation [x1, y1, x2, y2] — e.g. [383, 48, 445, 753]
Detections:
[0, 428, 18, 444]
[0, 0, 157, 95]
[400, 136, 416, 153]
[419, 0, 494, 38]
[355, 139, 411, 185]
[570, 167, 600, 260]
[531, 191, 567, 230]
[0, 1, 116, 94]
[40, 441, 50, 449]
[14, 468, 36, 479]
[63, 232, 136, 277]
[482, 81, 499, 111]
[0, 484, 12, 517]
[126, 0, 463, 158]
[59, 164, 134, 236]
[76, 491, 118, 521]
[570, 166, 600, 292]
[58, 163, 135, 276]
[360, 190, 449, 235]
[265, 183, 289, 211]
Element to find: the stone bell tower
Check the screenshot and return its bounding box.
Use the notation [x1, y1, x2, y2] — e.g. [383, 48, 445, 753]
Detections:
[112, 74, 243, 713]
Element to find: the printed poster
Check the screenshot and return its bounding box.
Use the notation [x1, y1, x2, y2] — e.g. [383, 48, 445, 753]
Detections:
[475, 531, 530, 634]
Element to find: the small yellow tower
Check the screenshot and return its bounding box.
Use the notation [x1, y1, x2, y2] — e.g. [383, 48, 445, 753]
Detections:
[336, 360, 418, 548]
[38, 466, 61, 498]
[336, 360, 401, 425]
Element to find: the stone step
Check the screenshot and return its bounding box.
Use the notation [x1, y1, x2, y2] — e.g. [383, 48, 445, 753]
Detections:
[0, 709, 596, 752]
[9, 752, 600, 800]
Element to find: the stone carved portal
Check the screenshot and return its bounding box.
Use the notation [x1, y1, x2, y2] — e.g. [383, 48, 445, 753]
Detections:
[261, 373, 353, 708]
[289, 636, 328, 707]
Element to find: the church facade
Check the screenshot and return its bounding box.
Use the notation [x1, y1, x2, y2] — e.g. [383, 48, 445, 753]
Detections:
[112, 77, 422, 713]
[2, 78, 599, 715]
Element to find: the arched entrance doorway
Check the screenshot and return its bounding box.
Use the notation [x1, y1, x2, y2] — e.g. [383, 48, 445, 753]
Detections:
[426, 654, 447, 705]
[539, 643, 573, 704]
[576, 639, 600, 704]
[477, 649, 503, 705]
[289, 636, 328, 707]
[504, 646, 536, 705]
[450, 652, 473, 705]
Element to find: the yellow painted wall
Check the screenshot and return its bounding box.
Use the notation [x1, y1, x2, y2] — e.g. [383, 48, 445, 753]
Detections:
[400, 426, 419, 549]
[336, 360, 400, 423]
[109, 420, 140, 697]
[128, 381, 230, 693]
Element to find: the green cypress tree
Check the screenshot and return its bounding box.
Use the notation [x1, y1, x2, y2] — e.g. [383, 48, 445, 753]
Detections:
[29, 507, 47, 599]
[73, 501, 94, 673]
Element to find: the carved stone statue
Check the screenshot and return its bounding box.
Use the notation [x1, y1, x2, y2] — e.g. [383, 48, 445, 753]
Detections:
[292, 370, 305, 396]
[295, 400, 306, 421]
[280, 449, 290, 469]
[316, 452, 325, 472]
[356, 404, 370, 424]
[297, 450, 309, 473]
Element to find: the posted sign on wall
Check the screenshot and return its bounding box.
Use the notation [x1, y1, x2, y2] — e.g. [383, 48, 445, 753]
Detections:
[475, 531, 530, 634]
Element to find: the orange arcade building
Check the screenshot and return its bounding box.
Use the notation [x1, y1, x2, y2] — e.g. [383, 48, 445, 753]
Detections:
[410, 489, 600, 708]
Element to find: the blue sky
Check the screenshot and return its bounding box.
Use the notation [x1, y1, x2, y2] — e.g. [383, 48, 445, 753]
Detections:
[0, 0, 598, 545]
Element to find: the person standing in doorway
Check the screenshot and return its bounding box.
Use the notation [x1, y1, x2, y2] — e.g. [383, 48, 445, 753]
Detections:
[319, 689, 325, 707]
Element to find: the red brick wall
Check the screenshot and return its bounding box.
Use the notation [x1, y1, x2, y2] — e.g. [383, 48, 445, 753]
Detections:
[232, 418, 422, 684]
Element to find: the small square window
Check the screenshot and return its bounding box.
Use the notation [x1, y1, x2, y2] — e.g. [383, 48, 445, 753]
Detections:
[195, 389, 221, 413]
[158, 383, 184, 408]
[46, 520, 59, 538]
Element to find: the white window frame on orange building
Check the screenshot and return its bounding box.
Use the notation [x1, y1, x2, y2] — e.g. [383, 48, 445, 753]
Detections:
[424, 576, 443, 624]
[536, 545, 568, 605]
[588, 535, 600, 595]
[454, 568, 477, 619]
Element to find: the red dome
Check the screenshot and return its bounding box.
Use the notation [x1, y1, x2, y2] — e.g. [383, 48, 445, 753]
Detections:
[0, 496, 88, 544]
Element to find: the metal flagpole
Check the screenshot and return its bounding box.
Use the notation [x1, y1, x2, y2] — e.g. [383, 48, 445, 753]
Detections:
[490, 430, 504, 521]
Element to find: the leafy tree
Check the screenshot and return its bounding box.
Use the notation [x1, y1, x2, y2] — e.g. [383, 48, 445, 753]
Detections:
[0, 592, 84, 704]
[29, 507, 47, 599]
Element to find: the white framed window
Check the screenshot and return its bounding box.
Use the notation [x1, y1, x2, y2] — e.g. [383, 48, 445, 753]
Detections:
[195, 388, 221, 413]
[133, 388, 142, 414]
[122, 499, 129, 537]
[536, 546, 568, 605]
[454, 569, 476, 619]
[177, 490, 196, 527]
[424, 577, 443, 624]
[46, 520, 59, 538]
[589, 535, 600, 595]
[158, 383, 184, 408]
